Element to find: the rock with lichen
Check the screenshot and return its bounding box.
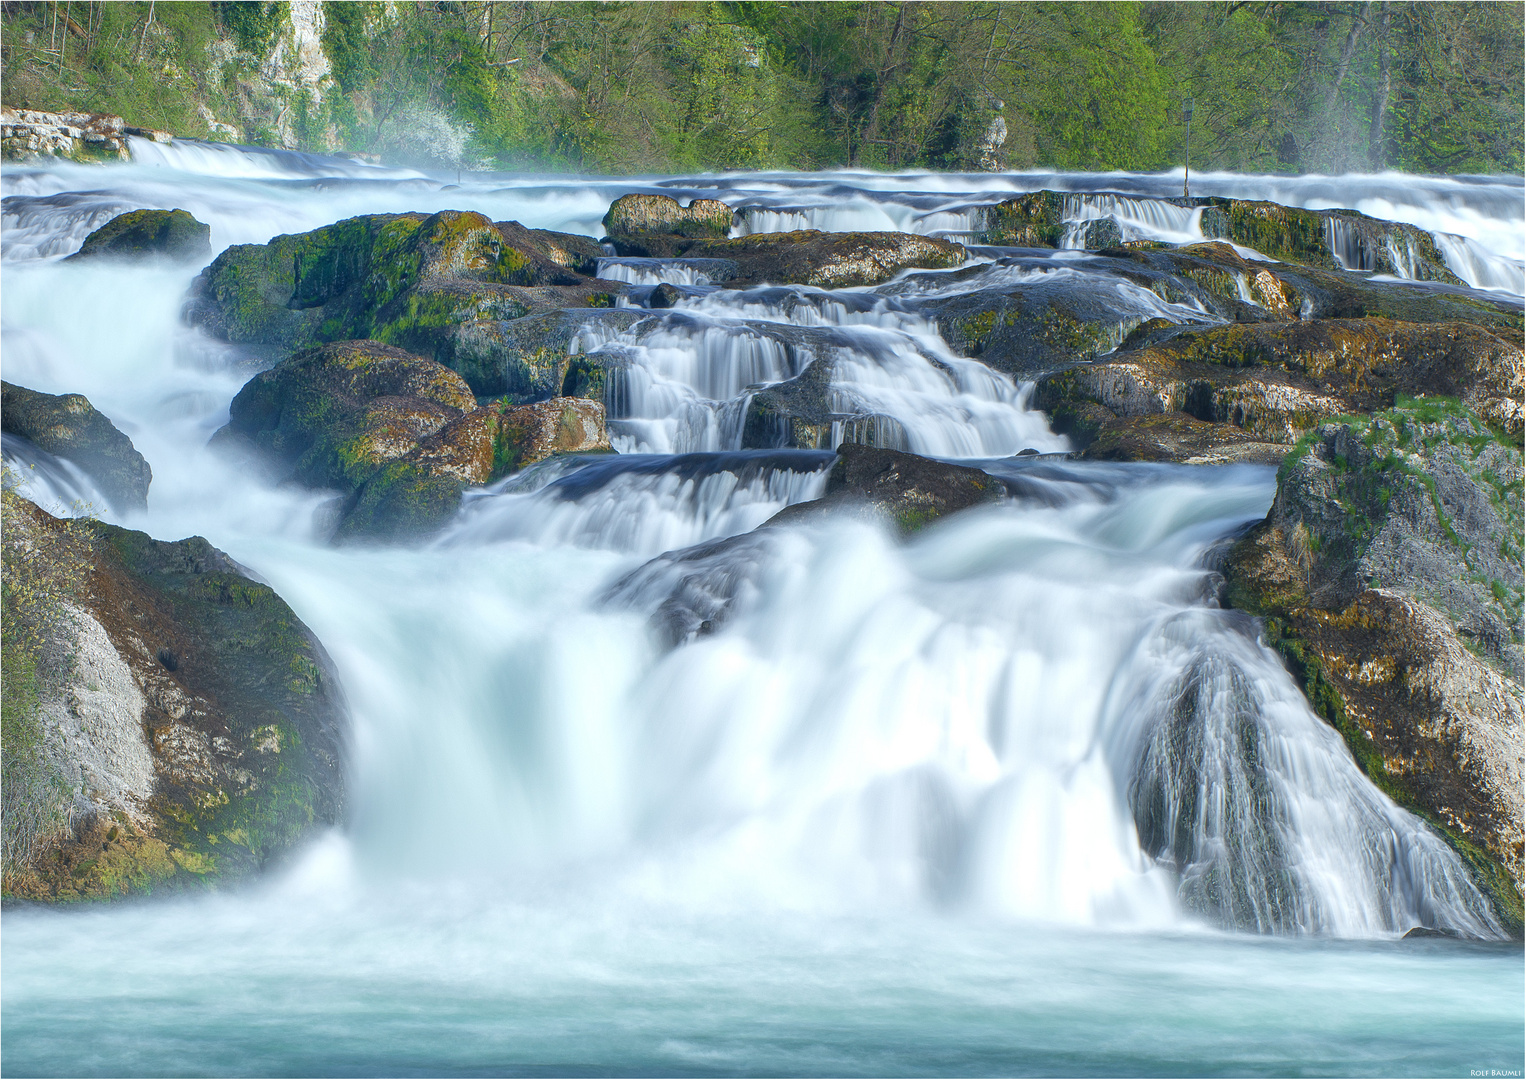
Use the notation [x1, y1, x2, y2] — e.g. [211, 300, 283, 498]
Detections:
[1221, 397, 1524, 934]
[0, 489, 347, 902]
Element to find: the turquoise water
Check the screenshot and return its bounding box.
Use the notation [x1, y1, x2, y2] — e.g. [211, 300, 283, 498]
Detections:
[3, 883, 1521, 1077]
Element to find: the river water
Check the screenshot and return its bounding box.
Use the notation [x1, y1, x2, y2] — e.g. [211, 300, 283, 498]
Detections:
[2, 144, 1522, 1076]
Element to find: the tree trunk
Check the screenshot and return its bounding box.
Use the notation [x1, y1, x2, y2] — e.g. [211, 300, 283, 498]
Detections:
[1313, 1, 1371, 170]
[1368, 2, 1392, 170]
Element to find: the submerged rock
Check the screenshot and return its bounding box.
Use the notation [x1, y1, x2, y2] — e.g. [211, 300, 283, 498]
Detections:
[0, 491, 347, 901]
[66, 208, 211, 263]
[1221, 399, 1524, 934]
[608, 445, 1006, 646]
[214, 340, 608, 540]
[1, 381, 152, 513]
[770, 444, 1003, 533]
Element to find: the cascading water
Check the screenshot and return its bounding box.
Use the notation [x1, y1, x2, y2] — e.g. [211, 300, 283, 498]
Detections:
[2, 143, 1520, 1077]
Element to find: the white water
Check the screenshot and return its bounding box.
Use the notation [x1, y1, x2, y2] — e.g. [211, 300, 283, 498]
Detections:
[2, 143, 1521, 1076]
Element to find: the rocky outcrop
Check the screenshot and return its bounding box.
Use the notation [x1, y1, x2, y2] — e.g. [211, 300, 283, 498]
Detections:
[66, 208, 211, 263]
[1033, 318, 1523, 463]
[0, 491, 347, 901]
[1, 108, 131, 161]
[1221, 399, 1524, 933]
[213, 340, 607, 540]
[1, 382, 152, 513]
[185, 210, 625, 371]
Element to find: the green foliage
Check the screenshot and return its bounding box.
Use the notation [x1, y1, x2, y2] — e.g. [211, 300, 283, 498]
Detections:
[213, 0, 287, 57]
[1, 1, 1520, 173]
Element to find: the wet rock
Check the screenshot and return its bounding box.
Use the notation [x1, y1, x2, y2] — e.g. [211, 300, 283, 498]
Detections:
[607, 446, 1004, 646]
[215, 340, 484, 540]
[1, 381, 152, 513]
[1078, 411, 1288, 465]
[449, 308, 643, 400]
[1034, 318, 1524, 449]
[66, 208, 211, 263]
[186, 210, 626, 371]
[974, 190, 1463, 284]
[977, 190, 1066, 247]
[1125, 242, 1519, 330]
[769, 444, 1002, 533]
[488, 397, 611, 473]
[739, 358, 908, 452]
[1080, 218, 1124, 250]
[602, 193, 733, 251]
[491, 220, 605, 276]
[604, 224, 967, 289]
[0, 491, 347, 901]
[691, 231, 967, 289]
[648, 283, 685, 309]
[214, 340, 609, 539]
[1221, 399, 1524, 933]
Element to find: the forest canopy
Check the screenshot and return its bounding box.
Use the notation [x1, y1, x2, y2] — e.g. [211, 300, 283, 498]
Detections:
[1, 1, 1521, 175]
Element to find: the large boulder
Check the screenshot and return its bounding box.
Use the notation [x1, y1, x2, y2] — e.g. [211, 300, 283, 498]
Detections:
[1034, 319, 1524, 462]
[1, 381, 152, 513]
[66, 208, 211, 263]
[1221, 398, 1524, 933]
[215, 340, 607, 540]
[185, 210, 626, 375]
[0, 491, 347, 901]
[603, 193, 733, 251]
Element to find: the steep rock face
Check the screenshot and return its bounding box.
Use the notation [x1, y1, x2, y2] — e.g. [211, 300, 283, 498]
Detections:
[66, 208, 211, 263]
[1, 492, 347, 901]
[185, 210, 625, 377]
[1, 381, 152, 513]
[1221, 400, 1524, 932]
[1034, 319, 1523, 463]
[215, 340, 608, 539]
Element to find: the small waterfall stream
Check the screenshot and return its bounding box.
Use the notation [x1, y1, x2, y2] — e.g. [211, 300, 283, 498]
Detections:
[2, 143, 1521, 1076]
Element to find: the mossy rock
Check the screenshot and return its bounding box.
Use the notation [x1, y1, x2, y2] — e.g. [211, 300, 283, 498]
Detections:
[187, 210, 624, 373]
[1, 495, 346, 901]
[217, 340, 490, 541]
[1221, 401, 1524, 934]
[66, 208, 211, 263]
[603, 193, 733, 246]
[1, 381, 152, 512]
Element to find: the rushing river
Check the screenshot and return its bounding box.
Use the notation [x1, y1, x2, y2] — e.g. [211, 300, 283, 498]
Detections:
[2, 143, 1522, 1076]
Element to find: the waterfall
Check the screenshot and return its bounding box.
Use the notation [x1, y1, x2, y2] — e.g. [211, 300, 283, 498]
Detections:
[4, 144, 1520, 1076]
